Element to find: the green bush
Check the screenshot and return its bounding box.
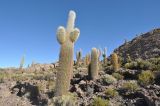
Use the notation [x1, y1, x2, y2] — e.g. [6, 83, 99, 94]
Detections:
[102, 74, 117, 85]
[124, 58, 152, 70]
[52, 93, 78, 106]
[0, 72, 9, 82]
[112, 73, 123, 80]
[124, 57, 160, 71]
[124, 62, 138, 69]
[138, 70, 155, 86]
[149, 57, 160, 71]
[92, 97, 109, 106]
[105, 88, 118, 98]
[122, 81, 139, 92]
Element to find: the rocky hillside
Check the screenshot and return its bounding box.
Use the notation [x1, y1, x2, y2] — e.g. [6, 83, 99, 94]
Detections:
[114, 28, 160, 60]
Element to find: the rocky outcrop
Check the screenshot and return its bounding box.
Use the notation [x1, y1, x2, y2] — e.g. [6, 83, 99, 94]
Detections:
[26, 62, 58, 72]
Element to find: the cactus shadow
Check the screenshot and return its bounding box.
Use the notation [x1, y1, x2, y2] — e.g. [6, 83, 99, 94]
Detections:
[11, 81, 48, 105]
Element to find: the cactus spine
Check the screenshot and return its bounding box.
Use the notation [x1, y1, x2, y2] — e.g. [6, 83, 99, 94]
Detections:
[111, 53, 119, 72]
[55, 10, 80, 96]
[88, 48, 99, 80]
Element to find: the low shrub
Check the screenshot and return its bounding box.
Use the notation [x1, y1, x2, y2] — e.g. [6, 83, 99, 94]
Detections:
[105, 88, 118, 98]
[138, 70, 155, 86]
[124, 57, 160, 71]
[92, 97, 109, 106]
[112, 73, 123, 80]
[124, 58, 152, 70]
[149, 57, 160, 71]
[51, 93, 78, 106]
[122, 81, 139, 93]
[102, 74, 117, 85]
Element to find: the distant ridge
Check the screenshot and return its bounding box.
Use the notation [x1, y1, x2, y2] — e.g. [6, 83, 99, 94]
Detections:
[114, 28, 160, 60]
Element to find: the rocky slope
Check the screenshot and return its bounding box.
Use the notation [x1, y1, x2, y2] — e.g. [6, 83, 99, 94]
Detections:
[114, 28, 160, 60]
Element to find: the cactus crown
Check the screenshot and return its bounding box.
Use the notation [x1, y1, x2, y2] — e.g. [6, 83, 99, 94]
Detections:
[102, 48, 107, 57]
[57, 10, 80, 45]
[111, 53, 119, 71]
[112, 53, 118, 60]
[91, 48, 99, 59]
[20, 55, 25, 69]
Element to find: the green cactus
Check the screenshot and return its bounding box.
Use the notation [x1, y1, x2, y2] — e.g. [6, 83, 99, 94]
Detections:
[102, 47, 107, 65]
[88, 48, 99, 80]
[76, 49, 82, 67]
[111, 53, 119, 72]
[55, 10, 80, 96]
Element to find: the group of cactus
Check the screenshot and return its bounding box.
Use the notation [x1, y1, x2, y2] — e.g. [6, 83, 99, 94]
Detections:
[55, 10, 120, 96]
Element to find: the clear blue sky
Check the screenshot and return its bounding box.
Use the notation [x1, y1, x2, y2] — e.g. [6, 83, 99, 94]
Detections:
[0, 0, 160, 67]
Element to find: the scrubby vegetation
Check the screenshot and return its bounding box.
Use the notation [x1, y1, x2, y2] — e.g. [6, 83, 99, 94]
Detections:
[112, 72, 123, 80]
[0, 11, 160, 106]
[105, 87, 118, 98]
[138, 70, 155, 86]
[102, 74, 117, 85]
[124, 57, 160, 71]
[92, 97, 109, 106]
[51, 93, 78, 106]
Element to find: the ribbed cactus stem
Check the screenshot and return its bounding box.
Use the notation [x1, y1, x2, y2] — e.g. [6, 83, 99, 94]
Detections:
[55, 10, 80, 96]
[76, 49, 82, 67]
[66, 10, 76, 32]
[88, 48, 99, 80]
[102, 48, 107, 65]
[85, 53, 91, 66]
[111, 53, 119, 72]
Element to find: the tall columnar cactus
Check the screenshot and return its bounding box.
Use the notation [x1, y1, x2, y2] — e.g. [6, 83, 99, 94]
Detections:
[88, 48, 99, 80]
[102, 48, 107, 65]
[98, 48, 101, 61]
[85, 53, 91, 66]
[111, 53, 119, 72]
[76, 49, 82, 67]
[55, 10, 80, 96]
[19, 55, 25, 70]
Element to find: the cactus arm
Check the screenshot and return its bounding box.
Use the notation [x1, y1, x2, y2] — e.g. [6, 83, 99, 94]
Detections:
[70, 28, 80, 43]
[66, 10, 76, 32]
[57, 26, 66, 44]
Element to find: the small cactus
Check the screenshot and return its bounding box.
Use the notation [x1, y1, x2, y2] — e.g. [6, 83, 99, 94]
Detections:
[55, 10, 80, 96]
[85, 53, 91, 66]
[76, 49, 82, 67]
[88, 48, 99, 80]
[98, 48, 102, 62]
[111, 53, 119, 72]
[102, 47, 107, 65]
